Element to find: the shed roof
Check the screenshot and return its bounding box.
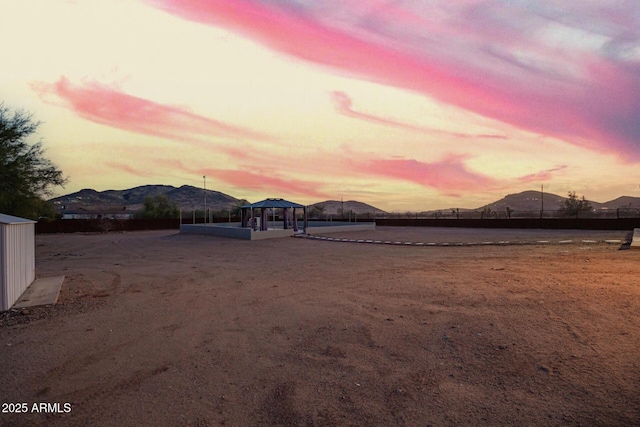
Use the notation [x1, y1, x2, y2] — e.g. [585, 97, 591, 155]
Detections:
[0, 213, 37, 225]
[242, 198, 305, 209]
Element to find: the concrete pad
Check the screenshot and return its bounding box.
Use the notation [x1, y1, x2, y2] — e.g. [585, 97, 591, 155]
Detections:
[631, 229, 640, 250]
[12, 276, 65, 309]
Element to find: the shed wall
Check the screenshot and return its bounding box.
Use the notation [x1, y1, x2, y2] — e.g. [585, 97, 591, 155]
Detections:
[0, 223, 36, 311]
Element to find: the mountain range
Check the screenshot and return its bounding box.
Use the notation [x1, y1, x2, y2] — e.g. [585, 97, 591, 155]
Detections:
[49, 185, 384, 215]
[50, 185, 640, 214]
[473, 191, 640, 212]
[50, 185, 241, 212]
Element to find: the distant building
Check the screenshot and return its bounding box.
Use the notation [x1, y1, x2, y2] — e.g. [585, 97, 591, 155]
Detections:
[61, 210, 133, 220]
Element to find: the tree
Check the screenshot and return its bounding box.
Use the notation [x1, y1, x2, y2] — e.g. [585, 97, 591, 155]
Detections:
[231, 199, 249, 216]
[559, 191, 593, 216]
[136, 195, 179, 219]
[0, 103, 67, 219]
[481, 207, 495, 219]
[309, 204, 326, 219]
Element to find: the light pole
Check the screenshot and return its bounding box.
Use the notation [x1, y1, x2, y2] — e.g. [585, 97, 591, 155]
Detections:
[203, 175, 207, 225]
[541, 184, 544, 219]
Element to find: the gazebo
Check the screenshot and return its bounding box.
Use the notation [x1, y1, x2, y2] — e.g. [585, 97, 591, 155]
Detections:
[179, 196, 375, 240]
[240, 198, 307, 232]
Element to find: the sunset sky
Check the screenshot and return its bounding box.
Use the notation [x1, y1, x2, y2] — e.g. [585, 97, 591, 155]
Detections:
[2, 0, 640, 211]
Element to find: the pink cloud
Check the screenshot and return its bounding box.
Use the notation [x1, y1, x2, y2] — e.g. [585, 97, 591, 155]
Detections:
[150, 158, 189, 172]
[144, 0, 640, 159]
[518, 165, 568, 183]
[331, 90, 429, 132]
[203, 169, 330, 199]
[136, 156, 330, 199]
[353, 155, 497, 196]
[331, 91, 506, 139]
[32, 77, 274, 145]
[106, 162, 154, 178]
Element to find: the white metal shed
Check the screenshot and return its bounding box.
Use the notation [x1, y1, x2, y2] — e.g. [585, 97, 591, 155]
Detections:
[0, 213, 36, 311]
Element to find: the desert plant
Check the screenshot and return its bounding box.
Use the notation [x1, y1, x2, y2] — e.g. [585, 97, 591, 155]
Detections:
[136, 195, 179, 219]
[559, 191, 592, 216]
[0, 103, 67, 218]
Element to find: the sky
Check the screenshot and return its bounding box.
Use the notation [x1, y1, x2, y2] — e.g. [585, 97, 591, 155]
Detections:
[2, 0, 640, 211]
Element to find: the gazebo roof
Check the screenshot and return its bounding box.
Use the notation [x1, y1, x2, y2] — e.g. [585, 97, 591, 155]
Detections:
[241, 198, 305, 209]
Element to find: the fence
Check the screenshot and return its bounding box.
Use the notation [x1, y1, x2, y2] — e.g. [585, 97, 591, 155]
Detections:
[36, 218, 181, 234]
[376, 217, 640, 231]
[34, 208, 640, 234]
[379, 208, 640, 220]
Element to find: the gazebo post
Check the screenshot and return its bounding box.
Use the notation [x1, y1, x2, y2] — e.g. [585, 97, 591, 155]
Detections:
[304, 206, 308, 233]
[292, 208, 298, 232]
[261, 208, 268, 231]
[283, 208, 289, 230]
[250, 208, 255, 230]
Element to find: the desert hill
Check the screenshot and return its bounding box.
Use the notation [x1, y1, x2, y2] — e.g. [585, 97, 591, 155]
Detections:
[475, 190, 567, 212]
[474, 191, 640, 213]
[598, 196, 640, 209]
[50, 185, 242, 212]
[50, 186, 639, 215]
[309, 200, 386, 216]
[50, 186, 387, 215]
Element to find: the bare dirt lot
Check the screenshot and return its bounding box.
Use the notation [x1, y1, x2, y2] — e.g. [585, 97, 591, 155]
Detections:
[1, 227, 639, 426]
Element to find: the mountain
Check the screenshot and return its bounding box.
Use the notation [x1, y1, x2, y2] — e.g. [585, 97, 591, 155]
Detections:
[309, 200, 387, 216]
[163, 186, 242, 211]
[50, 186, 640, 215]
[598, 196, 640, 209]
[474, 191, 640, 213]
[475, 190, 567, 212]
[49, 186, 387, 216]
[50, 185, 242, 212]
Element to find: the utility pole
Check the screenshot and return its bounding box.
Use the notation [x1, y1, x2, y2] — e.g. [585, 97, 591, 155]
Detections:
[541, 184, 544, 219]
[203, 175, 207, 225]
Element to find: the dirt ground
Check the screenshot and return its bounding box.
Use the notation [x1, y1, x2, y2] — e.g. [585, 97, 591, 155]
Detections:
[1, 227, 639, 426]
